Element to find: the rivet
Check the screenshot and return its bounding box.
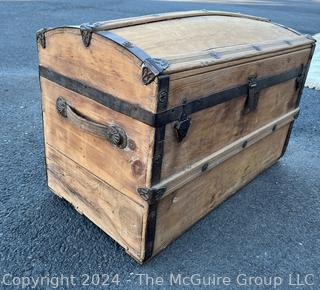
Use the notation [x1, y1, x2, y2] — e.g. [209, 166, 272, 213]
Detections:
[159, 90, 168, 103]
[154, 154, 161, 162]
[242, 140, 248, 148]
[201, 163, 208, 172]
[272, 124, 277, 132]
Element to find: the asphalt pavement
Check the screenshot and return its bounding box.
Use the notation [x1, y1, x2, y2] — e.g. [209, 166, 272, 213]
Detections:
[1, 1, 320, 289]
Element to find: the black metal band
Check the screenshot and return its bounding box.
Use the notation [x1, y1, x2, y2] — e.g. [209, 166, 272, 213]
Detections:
[40, 65, 304, 128]
[151, 75, 170, 184]
[39, 66, 155, 126]
[155, 65, 304, 126]
[98, 32, 169, 85]
[280, 44, 315, 158]
[144, 203, 158, 261]
[98, 32, 163, 74]
[143, 75, 169, 262]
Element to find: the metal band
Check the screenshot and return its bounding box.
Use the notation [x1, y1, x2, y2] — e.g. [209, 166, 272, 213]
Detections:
[98, 32, 157, 67]
[155, 65, 304, 126]
[144, 203, 157, 261]
[280, 44, 315, 158]
[143, 75, 170, 262]
[98, 32, 168, 73]
[98, 32, 169, 84]
[151, 75, 170, 184]
[39, 66, 155, 126]
[40, 65, 304, 128]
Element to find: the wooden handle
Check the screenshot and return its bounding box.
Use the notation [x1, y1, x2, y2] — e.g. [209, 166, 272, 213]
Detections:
[56, 97, 127, 149]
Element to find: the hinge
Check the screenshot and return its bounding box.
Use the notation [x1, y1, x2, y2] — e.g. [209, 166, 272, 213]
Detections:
[174, 100, 191, 142]
[142, 58, 169, 85]
[80, 23, 95, 47]
[36, 28, 47, 49]
[137, 187, 166, 204]
[243, 75, 260, 114]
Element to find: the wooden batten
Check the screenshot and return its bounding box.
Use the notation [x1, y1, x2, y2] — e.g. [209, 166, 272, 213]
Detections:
[46, 145, 148, 260]
[153, 109, 299, 197]
[94, 10, 271, 31]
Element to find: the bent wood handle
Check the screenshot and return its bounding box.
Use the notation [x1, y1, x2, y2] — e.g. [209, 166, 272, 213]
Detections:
[56, 97, 127, 149]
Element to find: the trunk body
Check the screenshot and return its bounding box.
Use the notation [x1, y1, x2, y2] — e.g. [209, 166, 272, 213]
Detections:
[37, 10, 315, 263]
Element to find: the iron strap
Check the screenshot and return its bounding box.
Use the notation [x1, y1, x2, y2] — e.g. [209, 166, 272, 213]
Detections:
[39, 65, 304, 127]
[39, 66, 156, 126]
[280, 43, 316, 159]
[155, 65, 304, 126]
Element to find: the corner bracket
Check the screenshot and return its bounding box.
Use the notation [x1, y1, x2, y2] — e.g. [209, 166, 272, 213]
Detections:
[36, 28, 47, 49]
[137, 187, 166, 204]
[80, 23, 96, 47]
[142, 58, 169, 85]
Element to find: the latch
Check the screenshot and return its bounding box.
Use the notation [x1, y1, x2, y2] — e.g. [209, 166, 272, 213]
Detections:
[174, 100, 191, 142]
[243, 75, 260, 114]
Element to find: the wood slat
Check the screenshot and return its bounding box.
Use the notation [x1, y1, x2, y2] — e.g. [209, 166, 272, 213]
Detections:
[95, 10, 270, 31]
[41, 77, 155, 204]
[38, 27, 158, 113]
[46, 145, 147, 261]
[111, 15, 298, 60]
[160, 48, 311, 180]
[168, 48, 310, 107]
[155, 109, 298, 196]
[153, 124, 290, 255]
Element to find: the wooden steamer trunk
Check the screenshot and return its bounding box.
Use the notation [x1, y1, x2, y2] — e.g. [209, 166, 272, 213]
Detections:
[37, 11, 315, 263]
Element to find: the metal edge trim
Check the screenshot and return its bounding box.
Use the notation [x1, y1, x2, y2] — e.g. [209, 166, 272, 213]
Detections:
[98, 31, 160, 69]
[36, 26, 168, 78]
[279, 43, 316, 158]
[271, 22, 302, 36]
[143, 75, 170, 262]
[151, 75, 170, 183]
[143, 203, 157, 262]
[97, 31, 169, 84]
[36, 26, 79, 48]
[35, 34, 49, 183]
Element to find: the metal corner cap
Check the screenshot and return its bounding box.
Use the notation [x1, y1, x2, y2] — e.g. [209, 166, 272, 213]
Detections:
[36, 28, 48, 48]
[137, 187, 167, 204]
[143, 58, 170, 75]
[141, 58, 170, 85]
